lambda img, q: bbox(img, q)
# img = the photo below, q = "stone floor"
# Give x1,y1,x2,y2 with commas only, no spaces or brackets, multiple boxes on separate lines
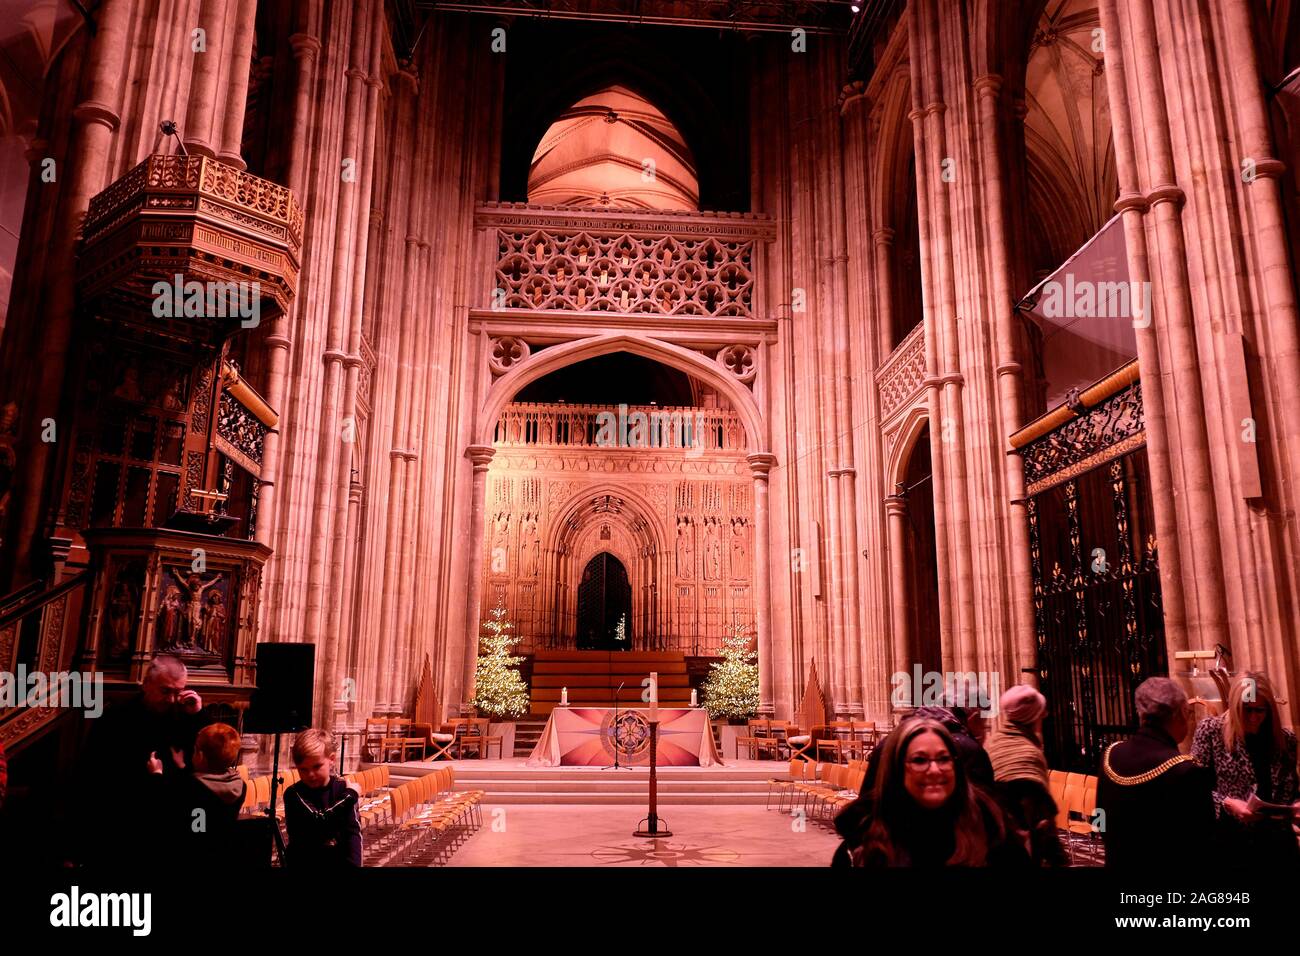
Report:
445,804,841,867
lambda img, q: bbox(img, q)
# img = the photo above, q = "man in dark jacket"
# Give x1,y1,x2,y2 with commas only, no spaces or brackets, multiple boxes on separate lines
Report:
79,654,207,864
1097,676,1214,868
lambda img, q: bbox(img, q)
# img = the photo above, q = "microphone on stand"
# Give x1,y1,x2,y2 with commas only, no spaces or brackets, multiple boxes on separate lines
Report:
608,681,627,770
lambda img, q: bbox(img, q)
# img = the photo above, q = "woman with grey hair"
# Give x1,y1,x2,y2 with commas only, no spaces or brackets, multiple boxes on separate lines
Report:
1097,676,1214,868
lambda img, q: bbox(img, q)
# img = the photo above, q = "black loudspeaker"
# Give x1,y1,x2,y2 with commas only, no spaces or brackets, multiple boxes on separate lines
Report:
244,642,315,734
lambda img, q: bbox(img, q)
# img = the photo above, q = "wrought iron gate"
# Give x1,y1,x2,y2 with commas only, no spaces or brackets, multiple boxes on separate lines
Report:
1019,371,1166,772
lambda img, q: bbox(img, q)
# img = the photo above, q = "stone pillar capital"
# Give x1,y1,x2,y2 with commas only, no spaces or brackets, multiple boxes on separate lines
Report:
838,80,870,116
884,495,909,517
747,452,777,479
289,33,322,59
973,73,1003,97
1145,183,1186,208
72,101,121,131
466,444,496,470
873,226,895,246
1114,191,1148,214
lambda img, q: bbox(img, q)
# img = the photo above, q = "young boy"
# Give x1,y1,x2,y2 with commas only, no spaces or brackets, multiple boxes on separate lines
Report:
282,729,361,867
148,721,246,866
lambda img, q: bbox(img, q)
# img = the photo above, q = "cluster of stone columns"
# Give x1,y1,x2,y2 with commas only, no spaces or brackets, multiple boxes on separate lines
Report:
1097,0,1300,719
249,7,500,729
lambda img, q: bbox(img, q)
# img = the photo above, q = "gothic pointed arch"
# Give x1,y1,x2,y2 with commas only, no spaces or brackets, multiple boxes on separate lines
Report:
479,333,766,451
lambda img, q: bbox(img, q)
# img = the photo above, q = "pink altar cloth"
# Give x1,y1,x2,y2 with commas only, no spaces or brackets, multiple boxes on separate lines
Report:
527,707,722,767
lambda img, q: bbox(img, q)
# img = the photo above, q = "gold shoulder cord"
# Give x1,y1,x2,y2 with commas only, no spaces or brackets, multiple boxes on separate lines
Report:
1101,742,1193,786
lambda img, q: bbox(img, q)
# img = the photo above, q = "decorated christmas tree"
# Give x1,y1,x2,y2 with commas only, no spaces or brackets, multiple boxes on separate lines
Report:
702,623,760,720
472,604,530,718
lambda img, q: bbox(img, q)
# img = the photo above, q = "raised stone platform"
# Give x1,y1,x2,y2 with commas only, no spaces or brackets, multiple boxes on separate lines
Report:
385,757,783,805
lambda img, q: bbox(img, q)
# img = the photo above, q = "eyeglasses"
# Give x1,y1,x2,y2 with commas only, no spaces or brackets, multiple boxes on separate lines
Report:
905,754,954,772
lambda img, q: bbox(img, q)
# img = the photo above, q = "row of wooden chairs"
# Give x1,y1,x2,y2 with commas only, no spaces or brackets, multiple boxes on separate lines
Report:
358,768,485,866
738,720,796,760
1048,769,1099,863
814,722,879,763
365,715,505,762
235,764,392,817
768,759,869,824
740,720,882,762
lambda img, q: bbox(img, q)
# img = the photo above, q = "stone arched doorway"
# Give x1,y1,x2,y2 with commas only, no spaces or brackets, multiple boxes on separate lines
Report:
575,552,633,650
885,415,943,697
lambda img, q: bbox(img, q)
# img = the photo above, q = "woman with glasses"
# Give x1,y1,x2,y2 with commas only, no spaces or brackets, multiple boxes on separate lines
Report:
1191,672,1300,867
843,717,1029,867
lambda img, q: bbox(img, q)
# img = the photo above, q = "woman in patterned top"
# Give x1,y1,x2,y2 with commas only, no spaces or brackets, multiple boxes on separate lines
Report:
1191,672,1300,867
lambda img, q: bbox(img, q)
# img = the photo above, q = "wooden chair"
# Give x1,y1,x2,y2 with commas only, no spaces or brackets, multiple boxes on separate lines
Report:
1063,774,1100,863
753,720,783,761
451,718,484,759
478,719,504,759
817,721,852,763
363,717,389,762
737,719,767,760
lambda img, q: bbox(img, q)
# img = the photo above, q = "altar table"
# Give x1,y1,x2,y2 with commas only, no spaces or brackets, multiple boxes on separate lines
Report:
527,707,722,767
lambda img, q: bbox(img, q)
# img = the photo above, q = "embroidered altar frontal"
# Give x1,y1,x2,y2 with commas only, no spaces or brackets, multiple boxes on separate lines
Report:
528,707,722,767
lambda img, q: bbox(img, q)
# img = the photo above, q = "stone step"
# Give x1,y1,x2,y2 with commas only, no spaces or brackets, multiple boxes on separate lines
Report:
469,791,773,805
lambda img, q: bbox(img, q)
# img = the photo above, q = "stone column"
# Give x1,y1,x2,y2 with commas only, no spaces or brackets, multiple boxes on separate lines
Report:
216,0,258,168
461,444,497,713
972,73,1037,684
885,494,911,694
183,0,233,157
748,452,777,717
10,0,130,582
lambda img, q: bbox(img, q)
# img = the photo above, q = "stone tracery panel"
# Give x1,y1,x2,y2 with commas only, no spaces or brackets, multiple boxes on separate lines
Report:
494,229,755,317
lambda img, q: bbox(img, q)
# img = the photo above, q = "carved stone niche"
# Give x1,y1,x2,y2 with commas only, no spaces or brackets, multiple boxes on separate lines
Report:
76,154,303,353
81,527,270,698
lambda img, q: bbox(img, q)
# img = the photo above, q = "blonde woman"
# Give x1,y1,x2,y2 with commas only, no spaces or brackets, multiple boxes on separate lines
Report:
1191,673,1299,867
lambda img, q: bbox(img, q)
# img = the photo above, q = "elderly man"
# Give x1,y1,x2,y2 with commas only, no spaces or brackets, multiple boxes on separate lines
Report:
1097,676,1214,868
78,655,207,864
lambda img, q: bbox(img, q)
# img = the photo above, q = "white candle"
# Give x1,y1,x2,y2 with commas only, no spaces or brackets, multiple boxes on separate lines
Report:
561,686,568,706
649,672,658,702
691,688,698,708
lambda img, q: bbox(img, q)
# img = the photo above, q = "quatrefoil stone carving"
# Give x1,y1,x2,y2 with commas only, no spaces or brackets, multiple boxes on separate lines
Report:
489,336,530,375
717,344,757,384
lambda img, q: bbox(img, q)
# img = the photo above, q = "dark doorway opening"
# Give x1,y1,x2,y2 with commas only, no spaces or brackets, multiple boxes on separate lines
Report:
904,425,942,676
575,552,632,650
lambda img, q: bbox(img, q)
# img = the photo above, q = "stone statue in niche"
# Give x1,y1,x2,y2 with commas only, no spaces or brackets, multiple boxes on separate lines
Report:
156,584,183,649
492,511,511,558
703,517,722,581
201,589,227,653
675,516,693,579
107,571,140,659
730,518,748,577
521,512,539,577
